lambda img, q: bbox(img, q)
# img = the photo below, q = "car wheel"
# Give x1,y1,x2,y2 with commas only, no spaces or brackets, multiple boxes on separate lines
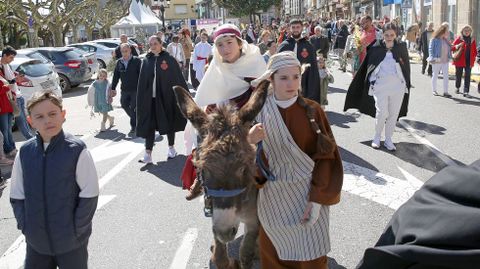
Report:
58,74,71,92
98,59,106,69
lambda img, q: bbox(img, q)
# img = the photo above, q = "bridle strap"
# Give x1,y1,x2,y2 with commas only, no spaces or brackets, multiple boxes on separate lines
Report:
256,141,276,181
204,187,247,198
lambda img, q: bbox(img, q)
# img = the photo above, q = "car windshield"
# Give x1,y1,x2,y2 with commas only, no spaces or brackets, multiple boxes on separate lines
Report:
17,60,52,77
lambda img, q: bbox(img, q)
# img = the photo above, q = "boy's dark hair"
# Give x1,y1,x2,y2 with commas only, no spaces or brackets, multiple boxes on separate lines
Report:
383,22,398,33
27,90,63,115
1,46,17,57
290,19,303,26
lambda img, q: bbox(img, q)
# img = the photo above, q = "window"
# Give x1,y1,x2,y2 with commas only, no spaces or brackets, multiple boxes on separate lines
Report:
175,4,187,14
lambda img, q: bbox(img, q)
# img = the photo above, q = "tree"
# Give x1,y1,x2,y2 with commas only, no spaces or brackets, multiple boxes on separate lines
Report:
216,0,281,21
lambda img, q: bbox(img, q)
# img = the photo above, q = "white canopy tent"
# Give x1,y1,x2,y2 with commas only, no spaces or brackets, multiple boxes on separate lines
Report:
110,0,163,38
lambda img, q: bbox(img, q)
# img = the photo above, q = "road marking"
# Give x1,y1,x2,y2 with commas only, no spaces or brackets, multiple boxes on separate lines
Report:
399,120,457,167
168,228,198,269
342,161,423,210
0,195,116,269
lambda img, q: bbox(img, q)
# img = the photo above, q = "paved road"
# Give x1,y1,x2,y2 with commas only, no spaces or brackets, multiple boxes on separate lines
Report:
0,60,479,269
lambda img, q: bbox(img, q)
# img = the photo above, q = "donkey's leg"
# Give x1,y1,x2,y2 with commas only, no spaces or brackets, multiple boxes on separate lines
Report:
211,238,240,269
239,222,259,269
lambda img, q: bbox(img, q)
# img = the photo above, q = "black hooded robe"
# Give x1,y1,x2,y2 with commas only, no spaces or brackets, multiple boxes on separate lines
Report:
343,40,411,118
356,159,480,269
136,51,188,138
278,37,321,104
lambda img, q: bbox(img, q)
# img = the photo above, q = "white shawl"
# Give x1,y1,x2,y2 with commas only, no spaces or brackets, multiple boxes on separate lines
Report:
194,40,267,107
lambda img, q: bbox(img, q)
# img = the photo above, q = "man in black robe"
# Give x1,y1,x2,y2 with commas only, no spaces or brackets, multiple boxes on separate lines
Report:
136,36,187,163
357,159,480,269
278,19,321,103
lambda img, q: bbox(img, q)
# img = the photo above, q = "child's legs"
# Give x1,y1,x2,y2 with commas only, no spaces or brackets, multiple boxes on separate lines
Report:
25,244,56,269
102,112,108,122
55,244,88,269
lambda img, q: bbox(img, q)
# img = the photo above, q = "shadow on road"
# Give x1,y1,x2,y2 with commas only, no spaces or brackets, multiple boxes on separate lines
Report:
375,141,465,173
140,155,187,188
339,146,379,172
450,96,480,107
400,119,447,135
329,86,348,94
326,111,359,129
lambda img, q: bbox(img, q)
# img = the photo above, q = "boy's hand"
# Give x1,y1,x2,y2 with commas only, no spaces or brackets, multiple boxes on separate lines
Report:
301,201,321,226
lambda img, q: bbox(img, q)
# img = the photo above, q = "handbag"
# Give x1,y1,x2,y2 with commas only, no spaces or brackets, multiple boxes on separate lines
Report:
452,42,464,62
6,90,20,117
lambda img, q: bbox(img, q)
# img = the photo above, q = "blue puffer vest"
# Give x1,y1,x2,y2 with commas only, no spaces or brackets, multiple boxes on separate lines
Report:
20,130,87,255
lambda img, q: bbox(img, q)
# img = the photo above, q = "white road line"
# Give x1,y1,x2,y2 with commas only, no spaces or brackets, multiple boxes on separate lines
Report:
399,120,457,166
342,161,423,210
168,228,199,269
0,195,116,269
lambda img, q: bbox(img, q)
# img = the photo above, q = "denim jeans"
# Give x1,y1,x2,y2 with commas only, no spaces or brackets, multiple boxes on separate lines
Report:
0,113,16,153
16,96,34,139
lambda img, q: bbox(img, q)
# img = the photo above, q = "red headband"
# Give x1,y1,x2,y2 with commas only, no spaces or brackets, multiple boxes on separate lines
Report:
213,28,241,41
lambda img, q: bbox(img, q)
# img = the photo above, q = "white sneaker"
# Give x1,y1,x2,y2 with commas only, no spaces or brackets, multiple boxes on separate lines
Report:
384,140,397,151
139,152,153,164
371,137,381,149
167,147,177,159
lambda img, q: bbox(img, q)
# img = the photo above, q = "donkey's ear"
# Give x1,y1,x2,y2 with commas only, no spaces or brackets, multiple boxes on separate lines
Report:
238,80,269,124
173,86,208,131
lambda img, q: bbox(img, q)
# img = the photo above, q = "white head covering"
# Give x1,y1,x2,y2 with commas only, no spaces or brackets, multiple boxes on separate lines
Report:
194,24,267,107
250,51,301,87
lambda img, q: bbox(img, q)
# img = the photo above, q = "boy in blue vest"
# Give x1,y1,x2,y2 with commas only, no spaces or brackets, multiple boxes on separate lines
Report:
10,91,99,269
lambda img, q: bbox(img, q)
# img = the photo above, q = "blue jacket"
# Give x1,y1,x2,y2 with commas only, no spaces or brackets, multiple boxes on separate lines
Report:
428,38,452,60
10,131,97,255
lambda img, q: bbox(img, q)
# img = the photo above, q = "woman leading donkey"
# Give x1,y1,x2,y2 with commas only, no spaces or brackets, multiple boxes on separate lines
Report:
249,51,344,269
181,24,267,200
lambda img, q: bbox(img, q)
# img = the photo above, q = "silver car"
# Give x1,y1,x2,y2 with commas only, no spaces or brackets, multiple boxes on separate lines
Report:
67,42,115,70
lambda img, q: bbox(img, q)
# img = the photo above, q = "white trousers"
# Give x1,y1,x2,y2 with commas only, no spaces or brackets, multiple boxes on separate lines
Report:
373,75,405,142
431,62,449,94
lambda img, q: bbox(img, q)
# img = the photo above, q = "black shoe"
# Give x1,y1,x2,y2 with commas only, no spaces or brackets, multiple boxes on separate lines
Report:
428,73,432,77
455,88,460,94
443,93,452,98
464,93,472,98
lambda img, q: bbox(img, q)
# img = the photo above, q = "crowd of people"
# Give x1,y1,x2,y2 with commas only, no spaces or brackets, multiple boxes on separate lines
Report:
0,13,479,269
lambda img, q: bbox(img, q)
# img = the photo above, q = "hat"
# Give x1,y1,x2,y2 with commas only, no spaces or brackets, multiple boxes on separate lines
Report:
251,51,301,87
213,24,241,42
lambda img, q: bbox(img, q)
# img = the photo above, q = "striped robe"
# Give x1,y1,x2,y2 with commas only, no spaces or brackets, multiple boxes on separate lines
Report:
256,95,343,267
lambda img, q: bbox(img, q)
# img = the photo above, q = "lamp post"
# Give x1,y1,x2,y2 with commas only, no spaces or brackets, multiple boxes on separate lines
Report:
158,0,171,30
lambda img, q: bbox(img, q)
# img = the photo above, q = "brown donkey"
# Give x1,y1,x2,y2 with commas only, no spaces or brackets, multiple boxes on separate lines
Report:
173,80,270,269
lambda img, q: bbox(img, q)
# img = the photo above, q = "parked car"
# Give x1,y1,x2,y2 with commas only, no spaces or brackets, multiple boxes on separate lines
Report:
9,56,62,102
67,42,115,69
34,47,91,92
91,38,141,55
69,47,98,77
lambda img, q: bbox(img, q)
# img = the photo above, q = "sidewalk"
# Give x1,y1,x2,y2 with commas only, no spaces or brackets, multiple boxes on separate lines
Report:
409,51,480,83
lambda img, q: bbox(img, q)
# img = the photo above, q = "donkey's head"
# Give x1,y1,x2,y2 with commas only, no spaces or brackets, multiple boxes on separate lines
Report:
174,81,269,243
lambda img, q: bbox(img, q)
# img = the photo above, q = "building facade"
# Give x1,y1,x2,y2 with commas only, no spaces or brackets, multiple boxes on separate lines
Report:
150,0,198,25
